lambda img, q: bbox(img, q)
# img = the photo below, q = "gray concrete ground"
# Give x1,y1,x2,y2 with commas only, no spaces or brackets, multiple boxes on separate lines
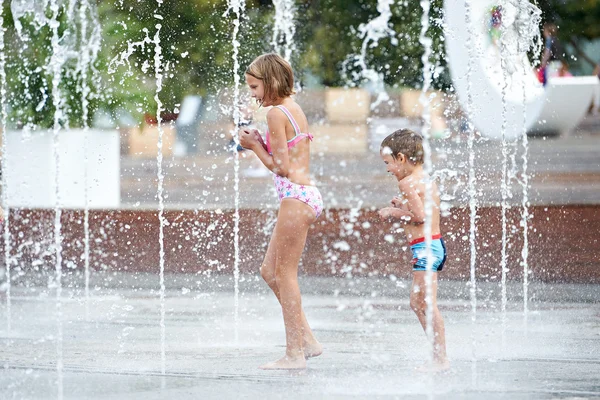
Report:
121,116,600,210
2,274,599,399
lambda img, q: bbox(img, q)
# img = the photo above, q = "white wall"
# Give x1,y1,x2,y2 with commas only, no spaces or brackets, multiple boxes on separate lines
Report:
5,129,120,209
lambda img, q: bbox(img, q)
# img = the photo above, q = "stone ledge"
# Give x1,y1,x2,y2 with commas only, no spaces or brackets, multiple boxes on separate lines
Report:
1,205,598,284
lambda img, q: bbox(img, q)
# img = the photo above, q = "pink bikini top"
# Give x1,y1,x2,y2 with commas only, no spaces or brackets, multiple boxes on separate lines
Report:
266,105,313,154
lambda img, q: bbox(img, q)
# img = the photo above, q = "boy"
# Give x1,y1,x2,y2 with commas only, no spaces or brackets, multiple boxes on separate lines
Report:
378,129,449,371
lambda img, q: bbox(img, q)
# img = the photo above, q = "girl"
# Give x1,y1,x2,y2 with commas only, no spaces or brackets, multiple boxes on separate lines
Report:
238,53,323,370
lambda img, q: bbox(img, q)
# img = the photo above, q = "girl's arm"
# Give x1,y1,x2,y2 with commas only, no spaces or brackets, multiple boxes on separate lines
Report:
250,108,290,177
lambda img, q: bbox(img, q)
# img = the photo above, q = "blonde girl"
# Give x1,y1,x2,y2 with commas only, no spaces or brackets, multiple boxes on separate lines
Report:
238,53,323,370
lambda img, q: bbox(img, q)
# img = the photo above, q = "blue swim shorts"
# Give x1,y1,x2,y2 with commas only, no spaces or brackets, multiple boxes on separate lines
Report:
410,234,447,272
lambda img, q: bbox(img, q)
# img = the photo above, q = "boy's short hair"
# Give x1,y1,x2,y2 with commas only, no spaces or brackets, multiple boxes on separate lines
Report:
380,129,424,164
246,53,295,102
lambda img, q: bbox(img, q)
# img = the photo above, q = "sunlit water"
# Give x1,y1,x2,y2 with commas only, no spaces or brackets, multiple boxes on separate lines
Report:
0,0,10,333
0,1,565,397
271,0,296,62
343,0,397,109
224,0,246,345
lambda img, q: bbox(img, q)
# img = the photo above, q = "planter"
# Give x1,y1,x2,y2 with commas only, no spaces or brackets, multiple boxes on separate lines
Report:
5,129,120,209
128,122,176,158
325,88,370,123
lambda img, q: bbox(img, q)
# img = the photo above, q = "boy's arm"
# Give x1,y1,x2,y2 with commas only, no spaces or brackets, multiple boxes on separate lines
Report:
398,179,425,224
378,207,420,224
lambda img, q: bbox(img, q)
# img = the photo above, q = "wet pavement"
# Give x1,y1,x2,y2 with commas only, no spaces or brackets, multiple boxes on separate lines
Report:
2,274,599,399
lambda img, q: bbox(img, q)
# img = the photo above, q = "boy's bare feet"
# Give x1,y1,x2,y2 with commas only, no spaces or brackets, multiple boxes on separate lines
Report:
303,340,323,359
259,354,307,370
415,360,450,373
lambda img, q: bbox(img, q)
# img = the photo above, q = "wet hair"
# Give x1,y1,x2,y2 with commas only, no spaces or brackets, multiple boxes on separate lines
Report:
380,129,424,164
245,53,295,102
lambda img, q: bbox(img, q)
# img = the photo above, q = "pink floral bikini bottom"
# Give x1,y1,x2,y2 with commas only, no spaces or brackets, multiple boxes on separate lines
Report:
273,175,323,219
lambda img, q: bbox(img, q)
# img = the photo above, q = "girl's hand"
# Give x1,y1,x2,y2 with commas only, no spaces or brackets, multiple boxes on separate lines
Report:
253,129,267,150
238,128,259,150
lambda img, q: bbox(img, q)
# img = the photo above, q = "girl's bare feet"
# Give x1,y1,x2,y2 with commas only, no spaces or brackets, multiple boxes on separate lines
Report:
303,339,323,359
259,354,307,370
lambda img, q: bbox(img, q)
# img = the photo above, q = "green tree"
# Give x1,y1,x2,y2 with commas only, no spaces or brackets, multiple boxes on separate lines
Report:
6,0,597,129
3,3,103,129
100,0,273,118
295,0,448,90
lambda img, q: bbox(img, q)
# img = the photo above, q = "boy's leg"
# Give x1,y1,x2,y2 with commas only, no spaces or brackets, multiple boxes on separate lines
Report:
410,271,448,366
260,229,322,358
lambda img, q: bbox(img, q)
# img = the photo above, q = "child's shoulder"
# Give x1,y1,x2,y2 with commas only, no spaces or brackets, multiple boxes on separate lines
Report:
397,174,419,192
266,106,289,122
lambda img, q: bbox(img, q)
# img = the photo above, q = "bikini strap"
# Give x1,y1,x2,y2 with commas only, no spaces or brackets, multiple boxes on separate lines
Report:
273,105,302,137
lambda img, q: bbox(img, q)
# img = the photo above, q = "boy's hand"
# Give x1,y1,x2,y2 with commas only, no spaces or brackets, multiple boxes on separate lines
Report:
391,196,408,210
379,207,398,221
379,206,414,223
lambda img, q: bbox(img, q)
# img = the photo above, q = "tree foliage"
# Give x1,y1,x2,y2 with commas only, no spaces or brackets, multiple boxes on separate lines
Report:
2,0,598,128
295,0,448,89
537,0,600,40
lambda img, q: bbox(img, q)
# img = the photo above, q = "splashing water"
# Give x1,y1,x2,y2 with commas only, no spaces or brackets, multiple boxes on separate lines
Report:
495,0,543,71
108,28,154,74
499,18,510,349
520,60,530,330
79,0,91,321
76,0,102,321
418,0,436,376
343,0,397,109
0,0,10,332
48,1,65,397
505,0,540,331
7,2,101,349
224,0,246,345
492,0,541,344
461,0,479,382
11,0,49,34
48,0,66,395
271,0,296,61
152,5,167,375
107,2,168,375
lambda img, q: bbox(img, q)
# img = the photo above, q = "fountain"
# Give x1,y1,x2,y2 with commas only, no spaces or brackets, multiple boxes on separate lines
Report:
461,0,479,382
224,0,245,346
0,1,599,398
271,0,296,62
342,0,396,109
0,0,10,333
417,0,436,370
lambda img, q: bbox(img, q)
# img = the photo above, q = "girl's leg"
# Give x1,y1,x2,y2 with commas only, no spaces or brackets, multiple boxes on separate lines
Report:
410,271,449,368
260,232,322,358
259,199,314,370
